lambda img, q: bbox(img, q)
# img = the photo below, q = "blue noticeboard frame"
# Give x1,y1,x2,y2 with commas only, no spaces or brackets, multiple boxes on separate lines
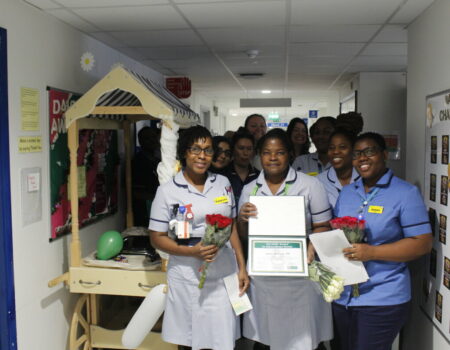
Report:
0,27,17,350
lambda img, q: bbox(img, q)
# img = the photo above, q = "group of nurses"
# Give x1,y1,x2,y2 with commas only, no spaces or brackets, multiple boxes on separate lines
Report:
149,125,248,350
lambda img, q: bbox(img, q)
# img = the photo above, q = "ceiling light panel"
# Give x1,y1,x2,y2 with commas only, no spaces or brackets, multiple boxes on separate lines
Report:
291,0,399,25
55,0,169,7
109,29,203,47
178,1,285,28
47,9,99,32
71,5,188,31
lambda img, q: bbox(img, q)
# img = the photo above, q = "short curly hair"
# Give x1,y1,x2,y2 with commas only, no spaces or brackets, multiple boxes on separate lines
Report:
354,132,386,151
177,125,212,167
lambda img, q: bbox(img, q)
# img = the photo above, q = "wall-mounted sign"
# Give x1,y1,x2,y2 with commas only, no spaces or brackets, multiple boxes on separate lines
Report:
166,77,191,99
309,110,318,118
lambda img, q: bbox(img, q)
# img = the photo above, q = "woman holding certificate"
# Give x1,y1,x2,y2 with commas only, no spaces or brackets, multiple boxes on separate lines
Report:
238,128,333,350
332,132,432,350
149,125,249,350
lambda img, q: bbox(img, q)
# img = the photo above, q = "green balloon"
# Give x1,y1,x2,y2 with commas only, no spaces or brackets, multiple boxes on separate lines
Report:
96,230,123,260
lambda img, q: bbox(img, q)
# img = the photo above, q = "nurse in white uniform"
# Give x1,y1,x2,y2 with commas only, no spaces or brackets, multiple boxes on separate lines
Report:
238,128,333,350
150,125,249,350
318,130,360,208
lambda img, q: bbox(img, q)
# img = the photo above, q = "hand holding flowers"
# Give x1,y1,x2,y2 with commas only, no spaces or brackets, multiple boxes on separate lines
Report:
308,261,345,302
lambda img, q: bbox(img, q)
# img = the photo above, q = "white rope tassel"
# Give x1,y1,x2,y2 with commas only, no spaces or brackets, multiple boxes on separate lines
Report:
157,116,180,185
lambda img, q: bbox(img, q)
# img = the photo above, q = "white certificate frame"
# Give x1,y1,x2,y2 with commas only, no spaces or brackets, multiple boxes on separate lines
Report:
249,195,306,236
248,236,308,277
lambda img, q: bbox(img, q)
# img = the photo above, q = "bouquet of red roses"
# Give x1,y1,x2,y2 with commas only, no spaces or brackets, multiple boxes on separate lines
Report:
198,214,233,289
330,216,366,297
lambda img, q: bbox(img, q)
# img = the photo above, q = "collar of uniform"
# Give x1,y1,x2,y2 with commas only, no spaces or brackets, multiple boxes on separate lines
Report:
311,152,319,162
353,168,393,191
172,170,217,191
228,162,257,177
255,166,297,196
327,167,361,184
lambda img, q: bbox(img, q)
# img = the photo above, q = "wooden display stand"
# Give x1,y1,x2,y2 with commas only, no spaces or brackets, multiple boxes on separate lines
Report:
49,67,198,350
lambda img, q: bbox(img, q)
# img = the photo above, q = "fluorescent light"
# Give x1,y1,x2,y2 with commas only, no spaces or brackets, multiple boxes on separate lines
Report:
261,90,271,94
231,113,238,117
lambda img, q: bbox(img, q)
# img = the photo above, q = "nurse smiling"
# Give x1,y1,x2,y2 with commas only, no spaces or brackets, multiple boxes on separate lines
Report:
332,132,433,350
149,125,248,350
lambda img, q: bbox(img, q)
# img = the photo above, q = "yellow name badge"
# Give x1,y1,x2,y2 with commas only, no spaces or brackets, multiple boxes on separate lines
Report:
214,196,229,204
307,172,319,177
368,205,384,214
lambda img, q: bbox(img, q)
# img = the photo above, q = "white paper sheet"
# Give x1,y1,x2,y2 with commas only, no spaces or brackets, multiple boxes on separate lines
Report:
223,273,253,315
309,229,369,285
249,196,306,236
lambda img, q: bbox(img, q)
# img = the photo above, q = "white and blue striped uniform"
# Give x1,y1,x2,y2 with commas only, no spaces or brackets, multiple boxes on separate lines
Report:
318,166,360,208
149,171,239,350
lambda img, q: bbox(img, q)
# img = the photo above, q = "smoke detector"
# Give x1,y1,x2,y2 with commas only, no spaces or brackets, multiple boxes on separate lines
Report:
246,49,259,59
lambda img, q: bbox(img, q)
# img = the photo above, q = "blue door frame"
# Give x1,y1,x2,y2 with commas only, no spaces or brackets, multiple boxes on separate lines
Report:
0,27,18,350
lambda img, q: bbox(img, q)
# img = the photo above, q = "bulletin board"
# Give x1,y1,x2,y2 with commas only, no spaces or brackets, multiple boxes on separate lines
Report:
49,88,119,240
422,88,450,341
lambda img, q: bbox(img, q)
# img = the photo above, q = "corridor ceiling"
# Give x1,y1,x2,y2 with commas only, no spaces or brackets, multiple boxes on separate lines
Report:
24,0,434,98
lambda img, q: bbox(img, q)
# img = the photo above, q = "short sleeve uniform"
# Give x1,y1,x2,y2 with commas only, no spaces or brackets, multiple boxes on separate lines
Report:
334,169,431,306
292,152,331,176
317,167,360,208
149,171,239,350
239,167,333,350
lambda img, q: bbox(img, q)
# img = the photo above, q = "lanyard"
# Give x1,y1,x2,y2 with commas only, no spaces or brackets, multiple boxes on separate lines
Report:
357,187,380,220
251,182,291,196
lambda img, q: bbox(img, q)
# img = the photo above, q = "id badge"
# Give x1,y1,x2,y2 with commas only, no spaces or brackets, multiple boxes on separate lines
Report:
176,220,190,239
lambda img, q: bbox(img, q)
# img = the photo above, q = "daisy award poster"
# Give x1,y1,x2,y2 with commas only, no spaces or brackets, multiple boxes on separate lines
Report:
422,88,450,341
49,87,119,240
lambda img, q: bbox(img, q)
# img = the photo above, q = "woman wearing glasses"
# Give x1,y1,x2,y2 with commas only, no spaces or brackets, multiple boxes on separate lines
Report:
317,129,360,208
238,128,333,350
332,132,432,350
149,125,249,350
210,136,232,174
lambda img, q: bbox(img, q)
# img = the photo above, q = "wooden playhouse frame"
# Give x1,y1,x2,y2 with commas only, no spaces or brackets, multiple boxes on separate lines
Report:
49,66,198,350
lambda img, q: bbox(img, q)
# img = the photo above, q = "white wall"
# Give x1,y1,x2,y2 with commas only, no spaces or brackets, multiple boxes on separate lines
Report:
357,72,407,179
403,0,450,349
0,1,164,349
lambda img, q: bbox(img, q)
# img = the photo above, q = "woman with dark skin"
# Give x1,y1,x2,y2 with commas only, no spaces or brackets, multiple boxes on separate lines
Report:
238,129,333,350
332,132,432,350
292,116,336,176
287,118,310,159
318,130,360,208
149,126,249,350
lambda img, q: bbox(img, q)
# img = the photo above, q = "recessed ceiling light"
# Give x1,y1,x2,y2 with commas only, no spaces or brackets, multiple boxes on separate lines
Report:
231,113,238,117
261,90,271,94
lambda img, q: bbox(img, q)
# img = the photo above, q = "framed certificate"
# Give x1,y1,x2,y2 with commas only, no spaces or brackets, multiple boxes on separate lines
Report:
248,236,308,277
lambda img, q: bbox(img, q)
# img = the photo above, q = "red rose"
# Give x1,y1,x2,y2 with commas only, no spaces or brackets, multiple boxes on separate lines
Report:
216,216,232,228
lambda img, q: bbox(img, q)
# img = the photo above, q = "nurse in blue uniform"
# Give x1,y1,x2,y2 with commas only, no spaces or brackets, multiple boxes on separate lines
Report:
238,129,333,350
333,132,432,350
318,130,360,208
149,125,249,350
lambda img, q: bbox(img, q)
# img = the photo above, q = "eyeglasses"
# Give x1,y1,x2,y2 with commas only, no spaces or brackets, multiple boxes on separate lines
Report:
352,146,380,159
188,146,214,156
217,149,232,158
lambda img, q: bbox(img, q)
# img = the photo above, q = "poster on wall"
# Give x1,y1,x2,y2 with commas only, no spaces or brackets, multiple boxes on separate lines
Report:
422,88,450,341
49,88,119,240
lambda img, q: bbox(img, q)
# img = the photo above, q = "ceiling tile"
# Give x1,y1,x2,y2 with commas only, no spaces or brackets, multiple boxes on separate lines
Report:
223,56,285,68
46,8,99,32
390,0,435,24
290,25,380,43
362,43,407,56
199,27,285,47
291,0,399,25
71,5,188,31
110,29,203,47
217,45,284,58
135,46,210,60
290,43,364,57
178,1,285,28
89,32,126,48
23,0,61,9
373,24,407,42
351,55,407,66
55,0,168,7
